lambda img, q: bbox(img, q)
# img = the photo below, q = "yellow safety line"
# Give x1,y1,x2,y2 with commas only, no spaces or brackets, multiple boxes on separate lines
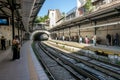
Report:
27,48,38,80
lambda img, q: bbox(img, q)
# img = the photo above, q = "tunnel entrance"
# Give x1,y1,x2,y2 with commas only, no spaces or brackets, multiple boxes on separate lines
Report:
30,30,50,41
34,33,49,41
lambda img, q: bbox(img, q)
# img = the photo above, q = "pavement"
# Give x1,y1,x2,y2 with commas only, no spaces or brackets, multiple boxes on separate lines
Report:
0,40,119,80
0,41,49,80
50,40,120,55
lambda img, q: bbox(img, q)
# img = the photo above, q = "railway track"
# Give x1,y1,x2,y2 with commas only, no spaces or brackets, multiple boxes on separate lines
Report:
34,42,88,80
42,41,120,80
45,41,120,70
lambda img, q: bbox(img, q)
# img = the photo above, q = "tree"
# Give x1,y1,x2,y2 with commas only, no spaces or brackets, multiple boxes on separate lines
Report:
84,0,93,12
34,15,49,23
34,16,41,23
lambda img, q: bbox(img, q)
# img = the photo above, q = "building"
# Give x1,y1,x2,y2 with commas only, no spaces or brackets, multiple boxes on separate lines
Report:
66,7,77,20
33,23,46,30
76,0,120,16
48,9,62,28
76,0,86,17
50,0,120,45
92,0,120,11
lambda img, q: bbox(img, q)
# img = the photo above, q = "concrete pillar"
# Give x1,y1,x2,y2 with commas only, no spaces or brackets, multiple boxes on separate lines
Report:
11,6,15,39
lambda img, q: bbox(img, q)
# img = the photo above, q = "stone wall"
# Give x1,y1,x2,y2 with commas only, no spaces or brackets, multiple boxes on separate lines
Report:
0,25,19,41
56,17,120,45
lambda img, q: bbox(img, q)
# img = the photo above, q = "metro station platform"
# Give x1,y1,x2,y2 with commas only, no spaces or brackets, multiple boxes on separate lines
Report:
0,41,48,80
0,40,119,80
49,40,120,56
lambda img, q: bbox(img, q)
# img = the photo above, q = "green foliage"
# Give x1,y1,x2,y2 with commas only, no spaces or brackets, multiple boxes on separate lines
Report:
34,16,41,23
34,15,49,23
84,0,93,12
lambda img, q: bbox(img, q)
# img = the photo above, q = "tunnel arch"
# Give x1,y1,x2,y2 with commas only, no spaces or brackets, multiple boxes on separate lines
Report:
30,30,51,41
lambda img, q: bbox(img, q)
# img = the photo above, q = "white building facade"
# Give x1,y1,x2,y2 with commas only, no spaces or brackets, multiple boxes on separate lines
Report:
48,9,62,28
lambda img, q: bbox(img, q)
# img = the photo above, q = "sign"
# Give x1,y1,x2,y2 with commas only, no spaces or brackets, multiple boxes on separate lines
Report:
0,17,9,25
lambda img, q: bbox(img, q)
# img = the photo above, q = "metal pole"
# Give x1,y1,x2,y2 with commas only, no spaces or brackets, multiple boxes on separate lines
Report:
63,29,64,41
95,28,97,35
94,21,97,35
63,29,64,36
11,0,15,40
59,30,60,40
69,27,71,41
78,25,81,43
21,24,23,44
57,30,59,39
78,25,80,36
18,20,20,36
11,8,15,39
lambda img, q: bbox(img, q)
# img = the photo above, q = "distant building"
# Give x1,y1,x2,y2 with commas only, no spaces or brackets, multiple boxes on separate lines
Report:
57,0,120,25
33,23,46,30
48,9,62,28
76,0,86,17
76,0,119,16
33,17,50,31
66,7,77,20
91,0,120,11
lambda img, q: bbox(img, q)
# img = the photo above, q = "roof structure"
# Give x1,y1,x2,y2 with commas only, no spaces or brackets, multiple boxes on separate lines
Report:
0,0,45,31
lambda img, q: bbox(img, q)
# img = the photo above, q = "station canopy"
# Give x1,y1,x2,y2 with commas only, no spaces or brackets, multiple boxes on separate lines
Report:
0,0,45,31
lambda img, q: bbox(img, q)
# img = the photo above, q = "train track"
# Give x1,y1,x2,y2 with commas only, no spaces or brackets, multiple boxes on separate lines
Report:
45,41,120,69
32,42,55,80
42,41,120,80
34,42,88,80
34,41,105,80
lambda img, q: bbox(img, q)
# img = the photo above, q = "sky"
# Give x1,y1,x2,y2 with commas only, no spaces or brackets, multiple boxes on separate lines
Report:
37,0,77,17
